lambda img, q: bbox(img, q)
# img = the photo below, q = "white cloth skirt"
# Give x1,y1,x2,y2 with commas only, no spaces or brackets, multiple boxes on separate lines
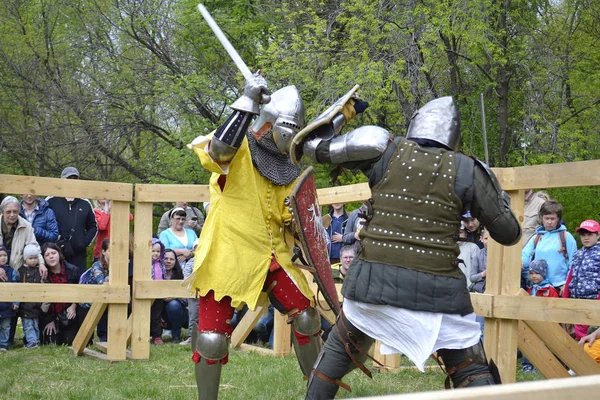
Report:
343,299,481,371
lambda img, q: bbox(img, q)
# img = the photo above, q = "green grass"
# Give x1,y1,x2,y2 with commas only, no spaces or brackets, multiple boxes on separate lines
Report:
0,340,545,400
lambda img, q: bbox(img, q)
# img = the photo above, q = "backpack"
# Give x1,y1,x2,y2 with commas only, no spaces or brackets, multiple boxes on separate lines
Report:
79,267,93,284
532,230,568,262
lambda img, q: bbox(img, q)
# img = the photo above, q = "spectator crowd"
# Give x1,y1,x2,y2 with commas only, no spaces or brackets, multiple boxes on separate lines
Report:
2,171,599,376
0,166,206,350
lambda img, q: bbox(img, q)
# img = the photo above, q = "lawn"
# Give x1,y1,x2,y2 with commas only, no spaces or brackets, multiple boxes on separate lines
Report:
0,339,544,400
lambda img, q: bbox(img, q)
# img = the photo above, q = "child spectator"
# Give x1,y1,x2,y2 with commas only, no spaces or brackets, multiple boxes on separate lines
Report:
526,259,559,298
181,238,199,346
0,245,19,351
521,259,559,373
150,238,166,345
562,220,600,341
19,244,45,348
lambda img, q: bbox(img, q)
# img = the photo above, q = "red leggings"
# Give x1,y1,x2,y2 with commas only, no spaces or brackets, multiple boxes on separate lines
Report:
194,262,313,363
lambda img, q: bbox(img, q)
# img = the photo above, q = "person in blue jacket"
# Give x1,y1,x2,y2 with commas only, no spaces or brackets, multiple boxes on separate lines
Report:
19,194,59,246
522,200,577,294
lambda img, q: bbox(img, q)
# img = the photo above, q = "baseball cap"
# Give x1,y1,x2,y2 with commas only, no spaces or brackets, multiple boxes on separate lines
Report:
61,166,80,179
576,220,600,234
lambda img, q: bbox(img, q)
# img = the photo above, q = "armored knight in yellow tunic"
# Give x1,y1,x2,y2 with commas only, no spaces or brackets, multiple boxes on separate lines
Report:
187,74,321,400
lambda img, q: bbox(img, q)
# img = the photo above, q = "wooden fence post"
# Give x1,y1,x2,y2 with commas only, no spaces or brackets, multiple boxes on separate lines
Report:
106,200,131,361
483,189,525,383
131,193,153,359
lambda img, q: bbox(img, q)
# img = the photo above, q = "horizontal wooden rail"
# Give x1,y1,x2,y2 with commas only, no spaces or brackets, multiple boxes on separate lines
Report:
0,174,133,201
374,374,600,400
471,293,600,325
492,159,600,190
134,280,191,299
135,184,210,203
0,283,130,303
316,182,371,205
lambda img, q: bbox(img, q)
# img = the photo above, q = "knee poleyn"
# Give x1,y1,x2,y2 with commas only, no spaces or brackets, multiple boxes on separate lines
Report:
196,332,229,361
291,307,321,336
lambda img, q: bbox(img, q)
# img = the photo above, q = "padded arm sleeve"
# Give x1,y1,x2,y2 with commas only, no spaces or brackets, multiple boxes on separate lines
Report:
470,163,522,246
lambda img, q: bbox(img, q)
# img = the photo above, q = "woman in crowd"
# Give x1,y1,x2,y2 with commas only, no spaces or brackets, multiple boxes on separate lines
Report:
150,238,166,345
158,208,198,266
39,242,81,345
161,249,188,343
0,196,45,275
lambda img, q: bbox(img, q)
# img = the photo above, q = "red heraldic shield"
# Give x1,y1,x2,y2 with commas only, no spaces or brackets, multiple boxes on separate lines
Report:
290,166,341,316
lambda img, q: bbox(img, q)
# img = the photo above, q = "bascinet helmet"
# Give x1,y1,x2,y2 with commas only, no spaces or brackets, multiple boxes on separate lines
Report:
251,85,305,154
406,96,461,151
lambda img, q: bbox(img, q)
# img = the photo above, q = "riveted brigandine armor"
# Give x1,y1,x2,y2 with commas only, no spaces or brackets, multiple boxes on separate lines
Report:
360,141,463,278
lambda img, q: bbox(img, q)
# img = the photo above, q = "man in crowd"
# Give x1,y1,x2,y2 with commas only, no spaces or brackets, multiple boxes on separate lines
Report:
19,194,59,247
46,167,98,275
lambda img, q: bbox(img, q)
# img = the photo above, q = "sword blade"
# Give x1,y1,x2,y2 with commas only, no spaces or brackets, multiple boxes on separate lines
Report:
197,4,253,80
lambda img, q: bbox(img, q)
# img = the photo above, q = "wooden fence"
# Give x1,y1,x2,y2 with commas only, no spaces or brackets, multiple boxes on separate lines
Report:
1,159,600,390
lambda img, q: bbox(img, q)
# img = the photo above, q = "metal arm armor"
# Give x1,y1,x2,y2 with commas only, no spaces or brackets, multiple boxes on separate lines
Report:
209,110,253,163
470,161,522,246
303,125,390,165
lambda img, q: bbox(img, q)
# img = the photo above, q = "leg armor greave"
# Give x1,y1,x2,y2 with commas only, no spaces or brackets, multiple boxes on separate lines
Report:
194,331,229,400
291,307,322,377
305,311,375,400
437,341,501,388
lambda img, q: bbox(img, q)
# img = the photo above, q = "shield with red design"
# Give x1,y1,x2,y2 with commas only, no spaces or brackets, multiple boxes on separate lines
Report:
290,166,340,316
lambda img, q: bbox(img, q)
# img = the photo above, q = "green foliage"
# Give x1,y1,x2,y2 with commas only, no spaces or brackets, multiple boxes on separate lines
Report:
0,0,599,186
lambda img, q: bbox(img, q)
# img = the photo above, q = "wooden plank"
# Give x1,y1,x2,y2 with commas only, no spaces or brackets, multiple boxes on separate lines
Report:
470,293,493,317
502,190,524,296
106,201,130,361
0,283,129,303
273,310,291,356
492,160,600,190
491,189,524,384
131,201,154,360
490,295,600,325
370,374,600,400
80,347,108,361
237,343,275,356
482,235,504,366
316,182,371,206
135,184,210,203
230,306,265,348
517,320,570,379
72,303,108,356
373,340,401,372
0,174,132,201
134,280,192,299
94,342,133,359
524,319,600,376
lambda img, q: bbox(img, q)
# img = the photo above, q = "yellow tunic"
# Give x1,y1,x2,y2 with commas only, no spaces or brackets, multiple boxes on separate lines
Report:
187,135,314,310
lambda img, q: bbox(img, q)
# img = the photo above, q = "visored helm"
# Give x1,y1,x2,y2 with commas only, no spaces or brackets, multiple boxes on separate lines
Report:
251,85,305,154
406,96,461,151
